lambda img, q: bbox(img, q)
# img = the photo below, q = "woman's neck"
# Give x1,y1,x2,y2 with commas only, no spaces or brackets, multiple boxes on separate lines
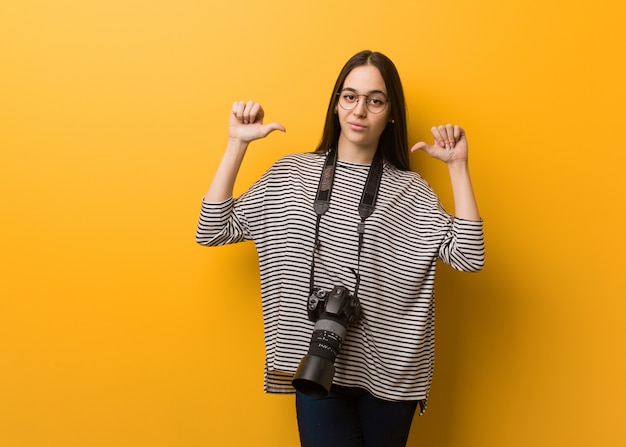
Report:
337,142,377,165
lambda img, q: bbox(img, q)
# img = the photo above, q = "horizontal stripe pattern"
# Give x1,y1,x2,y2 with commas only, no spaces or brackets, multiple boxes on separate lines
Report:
196,152,484,413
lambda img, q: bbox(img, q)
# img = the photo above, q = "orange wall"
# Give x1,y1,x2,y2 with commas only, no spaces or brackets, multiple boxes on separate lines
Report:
1,1,625,446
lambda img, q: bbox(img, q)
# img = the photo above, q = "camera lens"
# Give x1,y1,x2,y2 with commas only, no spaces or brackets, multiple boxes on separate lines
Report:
293,315,348,397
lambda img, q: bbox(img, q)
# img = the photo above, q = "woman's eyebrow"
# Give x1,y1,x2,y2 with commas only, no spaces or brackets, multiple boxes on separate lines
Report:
341,87,388,95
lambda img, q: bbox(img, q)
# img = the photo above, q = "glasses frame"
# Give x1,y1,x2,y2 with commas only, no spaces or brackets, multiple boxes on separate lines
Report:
336,89,390,114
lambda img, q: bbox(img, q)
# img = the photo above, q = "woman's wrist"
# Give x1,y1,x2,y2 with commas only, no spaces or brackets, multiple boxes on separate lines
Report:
226,137,250,153
446,159,470,176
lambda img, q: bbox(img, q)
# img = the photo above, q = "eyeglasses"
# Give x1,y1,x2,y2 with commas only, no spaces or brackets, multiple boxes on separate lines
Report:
336,89,390,114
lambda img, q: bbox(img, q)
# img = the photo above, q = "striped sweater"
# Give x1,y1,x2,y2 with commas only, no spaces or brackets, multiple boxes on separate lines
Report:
196,152,485,412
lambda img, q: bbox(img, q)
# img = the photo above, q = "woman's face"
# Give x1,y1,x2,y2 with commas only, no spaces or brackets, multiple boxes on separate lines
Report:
336,64,391,159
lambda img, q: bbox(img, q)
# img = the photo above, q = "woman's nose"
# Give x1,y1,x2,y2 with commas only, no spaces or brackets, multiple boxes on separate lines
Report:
352,99,367,116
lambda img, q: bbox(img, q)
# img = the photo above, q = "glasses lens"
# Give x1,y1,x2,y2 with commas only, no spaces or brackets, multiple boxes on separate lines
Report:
338,91,358,110
365,93,388,114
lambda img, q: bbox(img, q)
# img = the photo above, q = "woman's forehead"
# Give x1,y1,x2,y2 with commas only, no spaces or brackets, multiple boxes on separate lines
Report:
343,65,387,93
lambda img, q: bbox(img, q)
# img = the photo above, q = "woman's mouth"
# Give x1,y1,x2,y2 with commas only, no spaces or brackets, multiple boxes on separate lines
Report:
348,122,367,131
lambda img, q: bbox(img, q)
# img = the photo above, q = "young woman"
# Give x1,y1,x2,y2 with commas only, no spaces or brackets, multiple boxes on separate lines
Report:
196,50,485,447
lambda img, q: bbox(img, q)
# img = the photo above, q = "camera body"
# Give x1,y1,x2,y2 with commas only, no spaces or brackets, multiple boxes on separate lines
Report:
292,286,361,398
306,286,361,323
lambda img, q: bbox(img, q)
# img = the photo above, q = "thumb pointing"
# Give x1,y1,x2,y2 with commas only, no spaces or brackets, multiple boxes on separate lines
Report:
266,122,286,133
261,122,286,138
410,142,428,153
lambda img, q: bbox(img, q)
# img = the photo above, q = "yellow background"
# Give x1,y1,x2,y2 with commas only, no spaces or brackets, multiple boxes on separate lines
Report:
1,0,624,446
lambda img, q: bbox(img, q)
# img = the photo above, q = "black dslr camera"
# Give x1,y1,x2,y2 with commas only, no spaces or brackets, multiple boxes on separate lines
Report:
292,286,361,398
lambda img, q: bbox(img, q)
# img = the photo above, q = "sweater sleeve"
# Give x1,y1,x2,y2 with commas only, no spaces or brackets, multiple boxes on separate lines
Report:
438,217,485,272
195,198,251,246
196,158,276,246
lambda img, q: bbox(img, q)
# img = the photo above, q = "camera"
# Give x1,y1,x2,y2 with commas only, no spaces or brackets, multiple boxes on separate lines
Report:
292,286,361,398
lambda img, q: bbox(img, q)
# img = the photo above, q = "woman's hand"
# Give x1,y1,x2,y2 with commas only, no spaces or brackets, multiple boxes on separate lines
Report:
412,124,480,220
203,102,285,203
411,124,468,164
229,101,286,144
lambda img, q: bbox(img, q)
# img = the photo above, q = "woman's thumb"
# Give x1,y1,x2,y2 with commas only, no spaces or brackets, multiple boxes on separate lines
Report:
410,142,428,153
265,122,286,134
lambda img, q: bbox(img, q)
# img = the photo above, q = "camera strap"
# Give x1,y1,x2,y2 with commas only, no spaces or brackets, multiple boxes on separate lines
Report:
309,147,384,299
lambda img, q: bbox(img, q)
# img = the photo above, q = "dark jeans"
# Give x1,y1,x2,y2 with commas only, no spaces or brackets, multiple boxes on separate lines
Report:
295,386,418,447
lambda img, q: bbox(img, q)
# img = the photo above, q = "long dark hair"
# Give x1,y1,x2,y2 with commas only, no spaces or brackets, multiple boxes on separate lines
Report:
314,50,410,171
